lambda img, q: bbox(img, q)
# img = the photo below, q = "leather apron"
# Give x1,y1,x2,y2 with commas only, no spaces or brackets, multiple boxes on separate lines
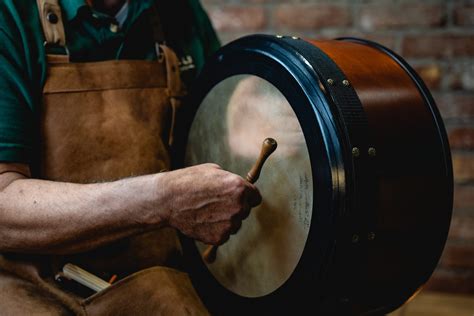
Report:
0,1,208,315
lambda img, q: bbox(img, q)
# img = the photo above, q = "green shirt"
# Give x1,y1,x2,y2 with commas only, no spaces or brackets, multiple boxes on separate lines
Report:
0,0,220,164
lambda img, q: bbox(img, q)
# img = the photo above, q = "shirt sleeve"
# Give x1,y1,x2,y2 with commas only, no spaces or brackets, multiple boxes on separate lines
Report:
0,25,37,164
192,0,221,58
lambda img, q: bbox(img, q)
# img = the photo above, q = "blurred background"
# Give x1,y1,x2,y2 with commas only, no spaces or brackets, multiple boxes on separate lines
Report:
201,0,473,314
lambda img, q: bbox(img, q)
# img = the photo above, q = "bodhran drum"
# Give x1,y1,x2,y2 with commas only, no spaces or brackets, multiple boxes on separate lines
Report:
177,35,453,315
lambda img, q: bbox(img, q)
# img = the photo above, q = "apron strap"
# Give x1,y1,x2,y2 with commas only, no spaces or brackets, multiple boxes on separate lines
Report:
149,2,166,44
37,0,166,59
147,2,186,147
36,0,67,48
148,1,166,59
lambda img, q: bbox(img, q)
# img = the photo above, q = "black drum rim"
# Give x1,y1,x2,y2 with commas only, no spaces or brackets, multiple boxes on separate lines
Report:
178,35,348,315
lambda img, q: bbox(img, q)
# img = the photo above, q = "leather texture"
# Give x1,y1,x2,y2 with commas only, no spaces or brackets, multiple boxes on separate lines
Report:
82,267,208,315
37,0,67,47
40,58,174,183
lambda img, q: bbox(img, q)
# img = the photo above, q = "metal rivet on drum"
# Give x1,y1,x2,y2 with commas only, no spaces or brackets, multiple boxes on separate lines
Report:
352,147,360,158
342,79,350,87
368,147,377,157
318,81,327,94
368,232,376,241
276,35,283,38
46,12,59,24
327,78,335,86
352,234,359,243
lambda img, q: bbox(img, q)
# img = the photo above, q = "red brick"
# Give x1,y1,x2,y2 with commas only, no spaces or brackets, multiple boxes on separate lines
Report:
453,185,474,212
439,244,474,269
449,128,474,150
218,31,251,45
445,62,474,91
274,4,351,30
402,35,474,58
359,4,445,30
448,214,474,241
452,154,474,184
208,6,266,32
414,64,442,90
200,0,218,5
300,29,360,42
453,185,474,211
425,268,474,294
240,0,271,3
461,63,474,91
319,33,397,52
454,5,474,26
359,34,397,52
446,68,465,91
435,93,474,122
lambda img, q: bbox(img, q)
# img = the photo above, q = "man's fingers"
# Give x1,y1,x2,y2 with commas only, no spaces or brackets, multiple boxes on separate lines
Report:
230,219,242,235
246,183,262,207
168,165,264,245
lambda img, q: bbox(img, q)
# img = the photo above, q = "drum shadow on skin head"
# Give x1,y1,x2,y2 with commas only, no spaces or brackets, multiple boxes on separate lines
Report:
227,76,304,160
205,75,313,297
219,198,295,296
186,74,312,298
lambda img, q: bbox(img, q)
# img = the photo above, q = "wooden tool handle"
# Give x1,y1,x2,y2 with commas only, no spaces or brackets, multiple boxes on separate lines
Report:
246,138,278,184
62,263,111,292
202,138,277,264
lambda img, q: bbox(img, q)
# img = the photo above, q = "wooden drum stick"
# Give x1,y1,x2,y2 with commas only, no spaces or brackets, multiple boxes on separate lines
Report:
202,138,278,264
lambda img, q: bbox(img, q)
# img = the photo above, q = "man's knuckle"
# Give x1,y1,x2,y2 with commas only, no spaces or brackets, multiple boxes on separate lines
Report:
229,204,243,217
238,205,247,215
230,210,241,220
215,235,224,245
225,175,238,187
223,221,233,232
233,182,247,198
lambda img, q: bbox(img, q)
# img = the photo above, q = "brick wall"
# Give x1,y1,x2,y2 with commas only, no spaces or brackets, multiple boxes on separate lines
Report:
201,0,474,295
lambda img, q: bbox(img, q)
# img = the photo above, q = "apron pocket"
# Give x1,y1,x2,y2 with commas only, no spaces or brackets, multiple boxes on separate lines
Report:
82,266,209,316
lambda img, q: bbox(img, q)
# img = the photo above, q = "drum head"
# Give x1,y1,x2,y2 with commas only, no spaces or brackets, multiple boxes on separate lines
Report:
185,75,313,298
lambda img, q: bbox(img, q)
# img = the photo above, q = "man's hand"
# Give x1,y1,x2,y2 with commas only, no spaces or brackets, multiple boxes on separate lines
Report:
162,164,262,245
0,162,261,254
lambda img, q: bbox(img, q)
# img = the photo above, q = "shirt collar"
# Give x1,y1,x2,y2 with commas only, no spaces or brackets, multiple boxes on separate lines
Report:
60,0,155,22
60,0,89,21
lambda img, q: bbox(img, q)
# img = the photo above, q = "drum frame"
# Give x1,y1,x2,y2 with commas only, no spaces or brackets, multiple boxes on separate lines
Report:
175,35,453,315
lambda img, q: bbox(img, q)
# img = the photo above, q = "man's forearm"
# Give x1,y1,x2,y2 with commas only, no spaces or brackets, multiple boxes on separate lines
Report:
0,162,261,255
0,173,166,254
